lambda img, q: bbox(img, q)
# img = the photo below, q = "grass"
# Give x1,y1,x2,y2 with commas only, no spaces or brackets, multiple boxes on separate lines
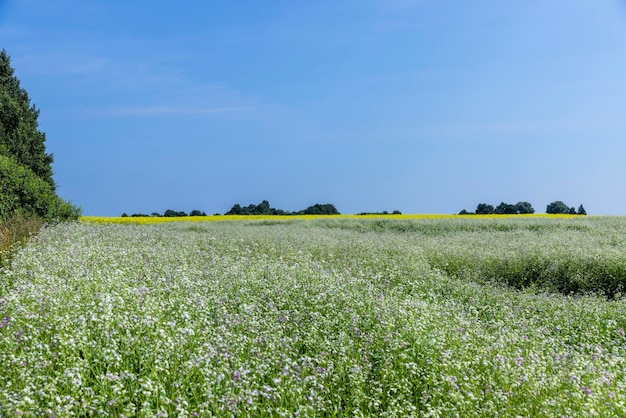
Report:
1,217,625,416
0,215,45,268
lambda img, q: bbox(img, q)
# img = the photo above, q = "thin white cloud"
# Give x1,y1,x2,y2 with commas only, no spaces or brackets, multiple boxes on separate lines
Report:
417,117,626,138
81,105,253,118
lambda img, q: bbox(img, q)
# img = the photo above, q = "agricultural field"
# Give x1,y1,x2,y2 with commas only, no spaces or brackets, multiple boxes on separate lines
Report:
1,216,626,416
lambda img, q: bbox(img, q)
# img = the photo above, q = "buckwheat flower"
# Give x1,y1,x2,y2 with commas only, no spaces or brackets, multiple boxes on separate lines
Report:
0,316,11,328
233,370,241,381
581,386,592,395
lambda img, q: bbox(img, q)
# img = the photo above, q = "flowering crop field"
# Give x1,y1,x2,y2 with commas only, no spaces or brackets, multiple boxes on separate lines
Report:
1,217,626,416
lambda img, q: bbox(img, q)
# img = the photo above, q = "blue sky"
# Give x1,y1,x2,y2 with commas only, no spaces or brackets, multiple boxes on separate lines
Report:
2,0,626,215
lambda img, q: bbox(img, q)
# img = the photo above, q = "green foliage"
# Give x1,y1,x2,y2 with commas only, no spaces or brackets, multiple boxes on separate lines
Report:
0,50,55,188
469,201,534,215
357,210,402,215
226,203,244,215
578,204,587,215
0,50,79,223
299,203,339,215
164,209,187,217
495,202,517,214
475,203,495,214
514,201,535,214
0,155,80,222
225,200,339,215
546,201,571,214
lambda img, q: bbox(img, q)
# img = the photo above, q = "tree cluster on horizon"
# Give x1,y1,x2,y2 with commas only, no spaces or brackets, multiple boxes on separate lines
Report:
357,210,402,215
226,200,340,216
460,201,586,215
121,209,209,218
546,201,586,215
459,201,536,215
120,201,341,217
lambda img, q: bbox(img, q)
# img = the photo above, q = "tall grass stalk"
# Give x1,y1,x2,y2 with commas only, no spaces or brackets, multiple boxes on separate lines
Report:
0,215,44,267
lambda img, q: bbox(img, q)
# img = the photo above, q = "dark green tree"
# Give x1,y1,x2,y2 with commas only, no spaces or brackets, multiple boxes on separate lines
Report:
164,209,187,217
475,203,495,214
495,202,517,215
577,204,587,215
226,203,244,215
301,203,339,215
514,201,535,214
568,207,577,215
0,155,79,221
190,209,207,216
0,50,55,188
546,201,570,214
256,200,271,215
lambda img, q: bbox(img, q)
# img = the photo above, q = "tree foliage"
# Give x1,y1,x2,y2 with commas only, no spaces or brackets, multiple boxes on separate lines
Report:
299,203,339,215
462,201,535,215
495,202,517,215
0,155,80,221
164,209,188,217
0,50,55,188
225,200,340,216
0,50,80,221
514,201,535,214
475,203,495,215
546,201,571,215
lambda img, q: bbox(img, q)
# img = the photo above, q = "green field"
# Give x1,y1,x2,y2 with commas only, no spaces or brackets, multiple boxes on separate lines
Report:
1,217,626,416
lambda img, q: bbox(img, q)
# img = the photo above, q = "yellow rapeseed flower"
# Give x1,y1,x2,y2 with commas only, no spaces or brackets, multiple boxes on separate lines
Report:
80,213,576,224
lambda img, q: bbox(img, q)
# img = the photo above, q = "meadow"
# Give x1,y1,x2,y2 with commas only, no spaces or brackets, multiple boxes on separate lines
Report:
1,216,626,416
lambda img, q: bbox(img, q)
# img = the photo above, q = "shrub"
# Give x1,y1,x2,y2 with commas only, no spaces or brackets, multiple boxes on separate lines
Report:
0,155,80,222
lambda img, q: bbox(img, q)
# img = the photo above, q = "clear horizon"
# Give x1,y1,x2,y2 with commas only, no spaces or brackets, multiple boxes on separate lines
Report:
2,1,626,216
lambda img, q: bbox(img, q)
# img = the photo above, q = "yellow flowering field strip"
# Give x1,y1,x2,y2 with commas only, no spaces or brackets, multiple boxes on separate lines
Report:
81,213,576,224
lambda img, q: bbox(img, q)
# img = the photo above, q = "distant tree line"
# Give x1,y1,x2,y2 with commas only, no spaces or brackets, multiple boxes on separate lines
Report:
546,201,586,215
121,201,340,217
459,201,535,215
225,200,340,216
121,209,208,217
357,210,402,215
459,201,586,215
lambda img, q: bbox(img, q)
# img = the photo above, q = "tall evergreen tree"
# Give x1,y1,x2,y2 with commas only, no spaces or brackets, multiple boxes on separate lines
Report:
0,49,55,188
